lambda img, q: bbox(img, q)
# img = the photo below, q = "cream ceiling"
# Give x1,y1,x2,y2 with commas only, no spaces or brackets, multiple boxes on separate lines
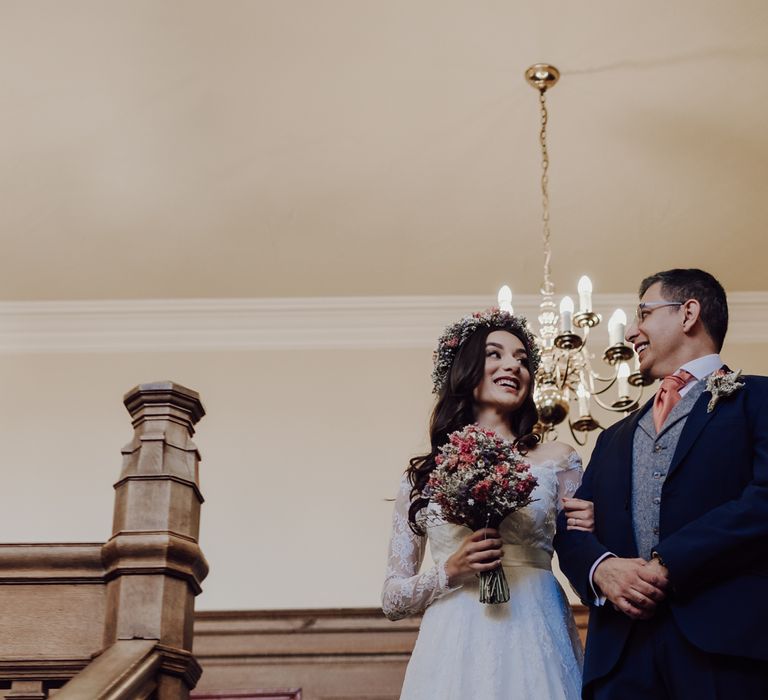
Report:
1,1,767,301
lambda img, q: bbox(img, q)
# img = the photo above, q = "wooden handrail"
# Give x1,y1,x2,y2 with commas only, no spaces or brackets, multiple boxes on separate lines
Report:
55,640,160,700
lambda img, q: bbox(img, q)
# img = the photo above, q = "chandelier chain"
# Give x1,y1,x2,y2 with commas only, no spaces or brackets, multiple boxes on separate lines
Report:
539,90,554,297
516,63,646,439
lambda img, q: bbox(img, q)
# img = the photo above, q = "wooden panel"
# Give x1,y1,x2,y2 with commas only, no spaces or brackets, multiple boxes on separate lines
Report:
191,692,301,699
193,609,415,700
0,584,105,657
0,544,106,659
193,607,588,700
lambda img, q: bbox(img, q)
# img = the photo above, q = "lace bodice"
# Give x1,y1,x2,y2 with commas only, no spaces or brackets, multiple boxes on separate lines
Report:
382,451,582,620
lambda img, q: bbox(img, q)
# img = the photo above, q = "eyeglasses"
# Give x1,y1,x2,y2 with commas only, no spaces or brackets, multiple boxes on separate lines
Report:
635,301,683,323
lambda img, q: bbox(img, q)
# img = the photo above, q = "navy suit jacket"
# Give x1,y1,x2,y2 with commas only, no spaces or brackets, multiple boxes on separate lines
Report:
554,373,768,687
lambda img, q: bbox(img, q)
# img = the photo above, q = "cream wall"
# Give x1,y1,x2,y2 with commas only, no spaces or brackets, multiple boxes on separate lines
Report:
2,346,435,610
2,328,766,610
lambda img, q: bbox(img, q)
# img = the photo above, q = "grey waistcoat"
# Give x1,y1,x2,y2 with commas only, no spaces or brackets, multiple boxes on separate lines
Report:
631,379,706,559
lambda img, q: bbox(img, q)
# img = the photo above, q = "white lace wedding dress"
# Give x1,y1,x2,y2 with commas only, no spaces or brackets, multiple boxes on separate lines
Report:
382,452,584,699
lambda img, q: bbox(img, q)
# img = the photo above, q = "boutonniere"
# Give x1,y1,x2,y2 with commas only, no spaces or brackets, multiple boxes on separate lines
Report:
705,369,745,412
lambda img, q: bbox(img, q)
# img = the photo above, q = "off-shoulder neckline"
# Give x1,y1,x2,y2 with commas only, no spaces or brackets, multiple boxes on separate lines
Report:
525,451,582,471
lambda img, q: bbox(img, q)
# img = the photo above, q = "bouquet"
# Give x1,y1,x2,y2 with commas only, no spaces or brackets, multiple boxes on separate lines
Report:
426,424,538,604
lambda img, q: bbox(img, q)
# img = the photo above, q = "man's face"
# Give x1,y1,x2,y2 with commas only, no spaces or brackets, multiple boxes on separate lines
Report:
625,282,686,380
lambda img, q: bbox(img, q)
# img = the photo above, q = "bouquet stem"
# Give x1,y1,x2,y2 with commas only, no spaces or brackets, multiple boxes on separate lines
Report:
479,566,509,604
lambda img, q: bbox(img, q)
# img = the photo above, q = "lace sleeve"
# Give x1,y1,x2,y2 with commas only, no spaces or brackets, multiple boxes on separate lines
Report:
381,475,457,621
555,451,584,514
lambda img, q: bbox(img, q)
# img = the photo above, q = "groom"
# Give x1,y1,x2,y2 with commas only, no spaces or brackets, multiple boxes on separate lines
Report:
554,268,768,699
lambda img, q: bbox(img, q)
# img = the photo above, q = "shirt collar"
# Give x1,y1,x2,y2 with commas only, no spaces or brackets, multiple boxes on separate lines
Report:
679,354,723,381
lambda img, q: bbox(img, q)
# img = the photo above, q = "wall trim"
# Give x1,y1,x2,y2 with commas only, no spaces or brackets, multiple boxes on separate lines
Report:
0,293,765,353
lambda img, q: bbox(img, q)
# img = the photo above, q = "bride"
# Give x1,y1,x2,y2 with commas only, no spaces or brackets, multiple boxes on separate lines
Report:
382,309,593,699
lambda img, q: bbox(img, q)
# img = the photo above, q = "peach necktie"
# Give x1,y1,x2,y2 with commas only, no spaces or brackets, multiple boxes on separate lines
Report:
652,369,694,433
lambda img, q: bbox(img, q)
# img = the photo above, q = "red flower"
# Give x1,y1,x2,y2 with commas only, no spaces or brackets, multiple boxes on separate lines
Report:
472,479,492,503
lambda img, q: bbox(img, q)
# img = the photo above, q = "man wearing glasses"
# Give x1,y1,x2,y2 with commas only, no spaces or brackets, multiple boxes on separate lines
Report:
555,268,768,699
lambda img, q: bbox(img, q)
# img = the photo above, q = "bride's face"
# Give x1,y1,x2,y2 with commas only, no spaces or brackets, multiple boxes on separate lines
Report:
472,330,531,414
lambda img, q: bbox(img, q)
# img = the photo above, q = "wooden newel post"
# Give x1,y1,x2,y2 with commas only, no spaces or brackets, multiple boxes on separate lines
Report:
102,381,209,697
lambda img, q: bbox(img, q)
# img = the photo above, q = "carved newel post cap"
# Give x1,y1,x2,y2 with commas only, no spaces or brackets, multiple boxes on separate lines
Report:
107,381,208,655
123,381,206,429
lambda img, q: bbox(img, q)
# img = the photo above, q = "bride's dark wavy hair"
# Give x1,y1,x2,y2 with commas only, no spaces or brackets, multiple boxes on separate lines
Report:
406,325,539,534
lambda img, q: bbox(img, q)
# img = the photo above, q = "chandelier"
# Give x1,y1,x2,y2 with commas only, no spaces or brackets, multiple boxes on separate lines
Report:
498,64,652,443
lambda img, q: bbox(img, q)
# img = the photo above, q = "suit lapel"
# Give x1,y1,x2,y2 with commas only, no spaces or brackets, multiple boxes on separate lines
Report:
615,397,652,508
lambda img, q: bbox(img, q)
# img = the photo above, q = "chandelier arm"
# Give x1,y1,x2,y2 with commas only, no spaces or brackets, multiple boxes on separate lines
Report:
590,390,642,413
586,370,622,388
568,425,588,446
567,422,602,446
537,424,557,443
590,393,622,412
589,379,621,398
559,355,573,391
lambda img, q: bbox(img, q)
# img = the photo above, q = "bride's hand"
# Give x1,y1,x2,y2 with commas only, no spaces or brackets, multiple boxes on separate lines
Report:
444,528,503,585
562,498,594,532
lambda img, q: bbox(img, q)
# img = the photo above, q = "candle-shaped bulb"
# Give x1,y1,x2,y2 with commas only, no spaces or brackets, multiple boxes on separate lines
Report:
559,296,574,332
617,362,630,397
577,275,593,313
576,382,590,417
608,308,627,345
497,285,514,313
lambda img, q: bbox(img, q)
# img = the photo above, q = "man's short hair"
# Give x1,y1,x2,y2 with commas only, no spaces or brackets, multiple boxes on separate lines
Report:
639,268,728,351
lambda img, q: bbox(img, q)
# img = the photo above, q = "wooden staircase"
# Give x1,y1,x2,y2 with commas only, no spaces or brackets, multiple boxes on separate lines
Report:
0,382,208,700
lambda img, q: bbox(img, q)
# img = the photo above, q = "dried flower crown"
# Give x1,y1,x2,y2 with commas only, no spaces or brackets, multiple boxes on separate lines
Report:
431,308,540,394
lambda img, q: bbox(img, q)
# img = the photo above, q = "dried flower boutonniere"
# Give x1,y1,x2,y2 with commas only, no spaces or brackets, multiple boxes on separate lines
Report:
705,369,745,412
